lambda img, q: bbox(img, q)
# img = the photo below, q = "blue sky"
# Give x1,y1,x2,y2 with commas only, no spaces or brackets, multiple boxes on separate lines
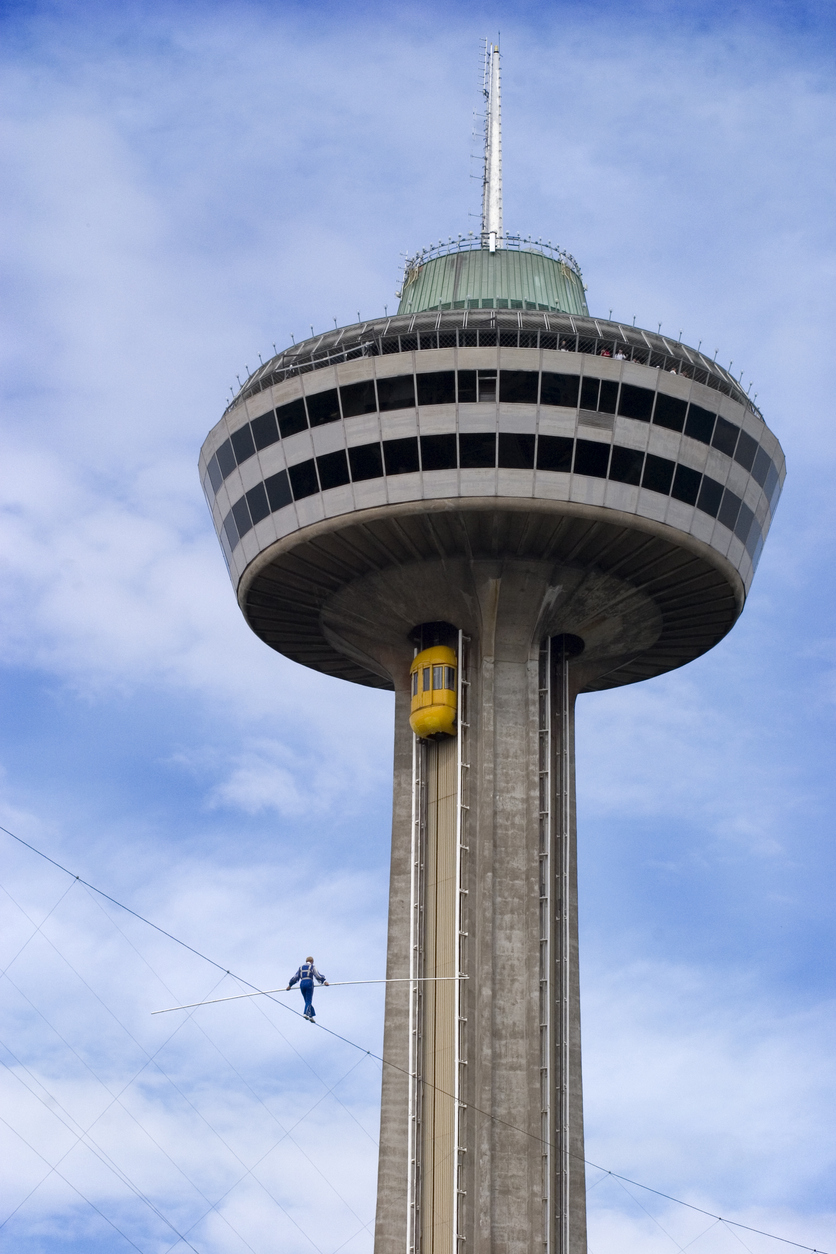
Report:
1,1,834,1252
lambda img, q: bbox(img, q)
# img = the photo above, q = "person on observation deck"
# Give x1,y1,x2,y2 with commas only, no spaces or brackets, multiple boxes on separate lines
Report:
287,957,328,1020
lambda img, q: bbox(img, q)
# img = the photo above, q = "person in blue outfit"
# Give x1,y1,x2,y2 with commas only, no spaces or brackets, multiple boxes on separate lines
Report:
287,956,328,1020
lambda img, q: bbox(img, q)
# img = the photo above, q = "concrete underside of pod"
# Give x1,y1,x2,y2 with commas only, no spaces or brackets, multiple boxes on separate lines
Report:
239,497,743,693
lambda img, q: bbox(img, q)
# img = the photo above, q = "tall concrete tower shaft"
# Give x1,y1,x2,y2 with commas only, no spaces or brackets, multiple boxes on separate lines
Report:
200,53,784,1254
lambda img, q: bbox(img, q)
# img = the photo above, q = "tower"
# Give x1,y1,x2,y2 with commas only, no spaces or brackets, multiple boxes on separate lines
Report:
199,43,784,1254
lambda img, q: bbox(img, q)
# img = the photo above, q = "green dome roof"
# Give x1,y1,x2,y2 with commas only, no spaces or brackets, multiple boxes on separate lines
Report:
397,242,589,317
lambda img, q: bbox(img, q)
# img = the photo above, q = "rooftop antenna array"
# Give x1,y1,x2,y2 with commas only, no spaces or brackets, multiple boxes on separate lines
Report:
482,39,503,251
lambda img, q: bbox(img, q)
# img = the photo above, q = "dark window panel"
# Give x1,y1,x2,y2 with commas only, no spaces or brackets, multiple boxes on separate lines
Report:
251,410,280,451
265,469,292,512
653,393,687,431
735,501,755,543
478,329,497,346
734,430,758,472
289,459,319,499
457,370,477,403
537,435,574,473
222,510,239,549
712,416,739,457
580,377,599,410
459,330,477,347
383,437,420,475
609,445,644,485
419,331,438,350
460,432,497,468
499,371,538,404
306,388,341,427
745,516,762,559
618,383,654,422
246,482,270,525
207,454,223,493
377,375,416,412
499,331,518,347
340,380,377,418
276,398,308,438
718,488,742,530
764,462,779,502
477,371,497,402
400,335,417,351
685,404,716,445
417,371,456,406
671,463,701,505
642,453,675,495
498,433,535,469
420,433,457,471
231,495,253,537
752,447,771,487
349,442,384,481
317,449,350,490
216,438,236,479
574,439,610,478
230,424,256,464
697,476,724,517
599,380,618,414
541,372,580,409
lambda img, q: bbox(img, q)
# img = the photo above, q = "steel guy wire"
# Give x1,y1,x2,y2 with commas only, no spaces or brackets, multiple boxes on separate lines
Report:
0,877,77,978
0,884,325,1254
84,885,372,1229
2,823,831,1254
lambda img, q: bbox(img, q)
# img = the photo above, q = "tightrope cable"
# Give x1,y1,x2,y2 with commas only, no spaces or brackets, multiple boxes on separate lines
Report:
3,823,830,1254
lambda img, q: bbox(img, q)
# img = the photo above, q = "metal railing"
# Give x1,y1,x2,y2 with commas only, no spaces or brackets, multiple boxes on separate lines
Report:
226,311,763,423
398,234,583,295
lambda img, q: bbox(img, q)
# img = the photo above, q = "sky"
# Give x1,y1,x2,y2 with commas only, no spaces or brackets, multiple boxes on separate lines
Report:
0,1,834,1252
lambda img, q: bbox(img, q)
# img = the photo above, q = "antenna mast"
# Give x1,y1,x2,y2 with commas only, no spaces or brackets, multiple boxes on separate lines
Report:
482,41,502,251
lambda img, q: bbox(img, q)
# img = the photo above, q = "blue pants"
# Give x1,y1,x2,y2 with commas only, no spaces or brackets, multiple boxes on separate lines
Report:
299,979,315,1017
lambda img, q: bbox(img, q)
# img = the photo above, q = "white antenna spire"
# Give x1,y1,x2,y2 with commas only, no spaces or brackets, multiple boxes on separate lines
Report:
482,41,502,251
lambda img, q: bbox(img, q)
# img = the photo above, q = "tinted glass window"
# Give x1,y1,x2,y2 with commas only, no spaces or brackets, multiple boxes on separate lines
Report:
653,393,687,431
498,433,535,469
216,438,236,478
642,454,675,495
580,377,599,410
223,511,239,549
340,380,377,418
764,462,779,503
432,664,444,689
718,488,742,530
671,464,701,505
445,666,456,690
746,521,762,560
712,417,739,457
460,432,496,468
231,495,253,537
306,389,341,427
457,370,477,403
574,439,610,478
207,454,223,493
752,447,771,487
378,375,415,412
599,380,618,414
276,398,308,438
246,482,270,525
420,434,457,470
618,384,654,422
230,424,256,465
265,469,292,512
317,449,350,490
537,435,574,472
251,410,280,451
289,459,319,499
349,442,384,481
697,476,723,517
417,371,456,406
383,437,420,475
609,446,644,485
541,372,579,409
685,404,715,444
477,372,497,402
735,501,755,543
734,430,758,472
499,371,538,404
422,667,430,691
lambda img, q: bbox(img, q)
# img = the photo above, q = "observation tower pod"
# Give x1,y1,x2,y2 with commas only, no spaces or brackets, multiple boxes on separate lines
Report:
199,42,784,1254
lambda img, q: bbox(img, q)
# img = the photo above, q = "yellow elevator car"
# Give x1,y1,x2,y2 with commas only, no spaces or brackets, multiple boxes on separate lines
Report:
409,645,458,737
